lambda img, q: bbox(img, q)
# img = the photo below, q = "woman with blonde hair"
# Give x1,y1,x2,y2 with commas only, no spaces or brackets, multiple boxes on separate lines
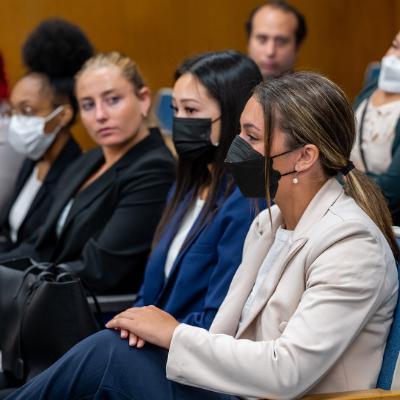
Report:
7,72,398,400
0,52,175,294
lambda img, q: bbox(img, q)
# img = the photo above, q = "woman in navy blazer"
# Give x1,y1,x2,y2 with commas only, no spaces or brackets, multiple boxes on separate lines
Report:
131,51,264,332
135,183,257,329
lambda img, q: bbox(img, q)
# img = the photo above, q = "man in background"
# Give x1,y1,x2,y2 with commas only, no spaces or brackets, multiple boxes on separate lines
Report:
246,0,307,79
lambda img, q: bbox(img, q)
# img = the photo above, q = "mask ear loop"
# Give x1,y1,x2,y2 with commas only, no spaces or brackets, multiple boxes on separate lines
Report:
211,115,222,147
44,105,66,136
44,105,64,122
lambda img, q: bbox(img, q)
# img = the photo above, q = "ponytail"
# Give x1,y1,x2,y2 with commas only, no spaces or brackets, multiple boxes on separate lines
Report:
252,72,400,260
344,169,400,259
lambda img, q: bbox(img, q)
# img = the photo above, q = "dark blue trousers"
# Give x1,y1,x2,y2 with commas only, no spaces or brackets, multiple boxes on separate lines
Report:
6,329,238,400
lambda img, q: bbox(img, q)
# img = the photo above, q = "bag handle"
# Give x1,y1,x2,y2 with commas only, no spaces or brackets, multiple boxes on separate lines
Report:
56,263,102,317
13,262,54,299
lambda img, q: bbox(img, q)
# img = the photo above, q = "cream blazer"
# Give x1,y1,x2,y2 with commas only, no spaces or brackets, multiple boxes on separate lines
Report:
167,178,398,400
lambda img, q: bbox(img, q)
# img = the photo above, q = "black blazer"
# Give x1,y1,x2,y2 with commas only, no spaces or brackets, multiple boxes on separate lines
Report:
2,128,176,294
0,137,81,249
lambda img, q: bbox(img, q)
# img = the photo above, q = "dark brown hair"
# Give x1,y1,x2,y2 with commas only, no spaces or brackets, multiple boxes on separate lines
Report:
253,71,399,258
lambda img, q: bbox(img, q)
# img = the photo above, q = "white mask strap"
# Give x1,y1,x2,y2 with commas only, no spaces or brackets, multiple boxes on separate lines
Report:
45,105,64,122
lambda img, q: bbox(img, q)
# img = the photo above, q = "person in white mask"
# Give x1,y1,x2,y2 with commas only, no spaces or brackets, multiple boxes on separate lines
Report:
0,19,93,251
8,105,65,161
351,29,400,225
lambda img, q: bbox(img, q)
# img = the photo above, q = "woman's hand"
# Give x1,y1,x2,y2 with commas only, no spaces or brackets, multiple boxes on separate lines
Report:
106,305,179,349
119,328,146,348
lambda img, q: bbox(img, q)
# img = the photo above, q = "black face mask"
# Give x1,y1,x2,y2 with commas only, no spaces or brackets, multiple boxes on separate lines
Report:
224,135,297,198
172,117,220,162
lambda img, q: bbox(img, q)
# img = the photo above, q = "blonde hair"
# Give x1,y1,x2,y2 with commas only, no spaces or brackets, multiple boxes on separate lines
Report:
253,72,399,259
75,51,145,92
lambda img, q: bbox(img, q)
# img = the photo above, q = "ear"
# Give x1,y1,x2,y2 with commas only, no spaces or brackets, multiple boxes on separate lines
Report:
137,86,152,118
294,144,319,172
58,104,74,128
44,104,74,134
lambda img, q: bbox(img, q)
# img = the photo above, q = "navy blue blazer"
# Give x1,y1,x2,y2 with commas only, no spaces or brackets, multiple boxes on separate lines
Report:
135,185,263,329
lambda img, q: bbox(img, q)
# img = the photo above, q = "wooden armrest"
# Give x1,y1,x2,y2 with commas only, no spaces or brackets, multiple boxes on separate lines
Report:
300,389,400,399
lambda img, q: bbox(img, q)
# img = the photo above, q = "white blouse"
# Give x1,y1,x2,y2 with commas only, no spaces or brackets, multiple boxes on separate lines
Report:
8,166,42,242
164,198,205,279
352,98,400,174
238,226,293,330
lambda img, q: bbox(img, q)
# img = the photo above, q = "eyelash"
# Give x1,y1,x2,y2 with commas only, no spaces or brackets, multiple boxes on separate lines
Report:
10,108,34,116
170,105,198,114
80,95,121,112
244,132,258,142
106,96,121,105
81,102,94,111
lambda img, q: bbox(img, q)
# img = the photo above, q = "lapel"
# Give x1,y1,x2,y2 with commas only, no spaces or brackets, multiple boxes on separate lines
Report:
60,163,115,232
155,194,194,266
235,236,307,337
0,160,33,226
210,210,282,335
23,138,81,226
14,160,34,195
155,184,227,304
40,150,103,238
235,178,344,338
58,130,162,237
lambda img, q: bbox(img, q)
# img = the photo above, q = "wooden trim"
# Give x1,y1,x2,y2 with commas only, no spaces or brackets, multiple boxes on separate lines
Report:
300,389,400,399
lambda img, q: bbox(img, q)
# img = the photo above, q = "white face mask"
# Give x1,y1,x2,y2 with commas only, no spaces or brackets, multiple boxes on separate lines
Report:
378,55,400,93
8,106,64,160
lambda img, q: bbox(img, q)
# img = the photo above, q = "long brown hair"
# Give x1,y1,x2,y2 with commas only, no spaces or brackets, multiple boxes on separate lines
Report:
253,71,399,259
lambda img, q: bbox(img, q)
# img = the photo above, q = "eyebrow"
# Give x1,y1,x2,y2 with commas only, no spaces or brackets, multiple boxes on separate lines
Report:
242,122,261,131
101,89,119,97
79,89,119,101
16,100,30,106
255,33,290,40
172,97,201,104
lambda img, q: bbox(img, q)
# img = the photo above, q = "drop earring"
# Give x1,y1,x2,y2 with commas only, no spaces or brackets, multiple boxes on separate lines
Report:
292,173,299,184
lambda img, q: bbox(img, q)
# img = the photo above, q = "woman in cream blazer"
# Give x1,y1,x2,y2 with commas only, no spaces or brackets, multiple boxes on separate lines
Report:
6,72,399,400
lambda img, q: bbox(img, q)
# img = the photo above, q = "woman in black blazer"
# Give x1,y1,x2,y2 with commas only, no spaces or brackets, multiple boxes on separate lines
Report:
0,19,92,250
0,52,176,295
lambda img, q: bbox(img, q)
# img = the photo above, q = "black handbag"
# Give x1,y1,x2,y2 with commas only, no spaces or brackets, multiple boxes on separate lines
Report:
0,259,99,381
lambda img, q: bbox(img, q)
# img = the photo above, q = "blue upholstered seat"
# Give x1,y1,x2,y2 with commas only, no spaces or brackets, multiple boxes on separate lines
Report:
154,88,173,135
377,238,400,390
